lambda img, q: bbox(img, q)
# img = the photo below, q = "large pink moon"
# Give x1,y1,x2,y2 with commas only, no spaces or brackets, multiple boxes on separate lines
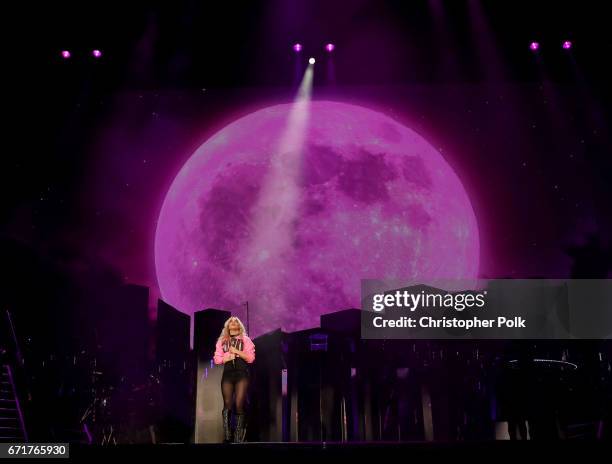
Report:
154,101,479,336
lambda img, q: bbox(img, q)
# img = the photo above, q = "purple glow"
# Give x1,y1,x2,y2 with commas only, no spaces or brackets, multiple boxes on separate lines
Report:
92,49,102,58
293,43,302,52
154,101,480,336
562,40,572,50
325,43,335,53
529,41,540,51
60,50,71,59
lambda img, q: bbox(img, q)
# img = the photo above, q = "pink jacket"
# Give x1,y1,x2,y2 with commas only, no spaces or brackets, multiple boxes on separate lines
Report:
213,335,256,365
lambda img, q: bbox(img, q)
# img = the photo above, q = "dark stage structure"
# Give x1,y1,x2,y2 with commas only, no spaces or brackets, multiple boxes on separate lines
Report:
248,311,612,442
2,296,611,444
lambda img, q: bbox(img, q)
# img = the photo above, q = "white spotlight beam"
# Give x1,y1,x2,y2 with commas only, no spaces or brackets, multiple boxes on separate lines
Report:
237,63,314,319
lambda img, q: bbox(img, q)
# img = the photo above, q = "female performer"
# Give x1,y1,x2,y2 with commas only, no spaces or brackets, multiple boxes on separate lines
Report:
213,316,255,443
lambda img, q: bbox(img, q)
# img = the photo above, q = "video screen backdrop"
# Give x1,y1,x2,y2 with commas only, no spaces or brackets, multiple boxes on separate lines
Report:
3,82,610,339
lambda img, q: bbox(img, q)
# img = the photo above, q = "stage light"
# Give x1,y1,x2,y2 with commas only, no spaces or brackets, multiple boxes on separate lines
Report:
60,50,71,59
562,40,572,50
325,43,335,53
308,57,315,65
293,43,302,52
92,49,103,58
529,41,540,51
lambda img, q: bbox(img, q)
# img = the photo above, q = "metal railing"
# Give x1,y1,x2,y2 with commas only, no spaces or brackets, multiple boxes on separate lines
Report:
1,309,29,441
5,364,28,441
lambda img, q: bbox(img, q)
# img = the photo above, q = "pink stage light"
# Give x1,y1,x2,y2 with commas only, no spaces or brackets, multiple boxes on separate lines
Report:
562,40,572,50
293,43,303,53
60,50,71,59
92,49,102,58
325,43,335,53
529,41,540,51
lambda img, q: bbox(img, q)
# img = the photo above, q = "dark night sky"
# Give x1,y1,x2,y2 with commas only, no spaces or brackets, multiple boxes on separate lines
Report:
3,0,612,311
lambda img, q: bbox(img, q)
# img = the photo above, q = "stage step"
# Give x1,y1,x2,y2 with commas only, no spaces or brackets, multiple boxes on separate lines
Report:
0,365,26,443
0,417,18,424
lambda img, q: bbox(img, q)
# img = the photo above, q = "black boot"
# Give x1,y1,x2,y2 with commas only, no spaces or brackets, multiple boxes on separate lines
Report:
233,413,246,443
222,408,232,443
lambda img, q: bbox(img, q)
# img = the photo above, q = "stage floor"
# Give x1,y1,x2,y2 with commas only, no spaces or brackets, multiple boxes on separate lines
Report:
67,441,611,460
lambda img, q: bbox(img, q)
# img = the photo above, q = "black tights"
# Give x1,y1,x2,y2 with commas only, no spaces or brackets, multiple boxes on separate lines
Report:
221,377,249,414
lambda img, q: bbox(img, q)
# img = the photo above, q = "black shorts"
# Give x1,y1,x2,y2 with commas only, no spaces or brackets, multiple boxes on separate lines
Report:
221,368,249,384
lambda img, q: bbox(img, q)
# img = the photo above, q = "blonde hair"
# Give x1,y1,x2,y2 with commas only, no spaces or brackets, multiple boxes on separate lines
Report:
217,316,247,343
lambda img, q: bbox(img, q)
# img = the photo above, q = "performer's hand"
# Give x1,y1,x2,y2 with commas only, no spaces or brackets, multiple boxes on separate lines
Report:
224,353,236,362
229,346,239,354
